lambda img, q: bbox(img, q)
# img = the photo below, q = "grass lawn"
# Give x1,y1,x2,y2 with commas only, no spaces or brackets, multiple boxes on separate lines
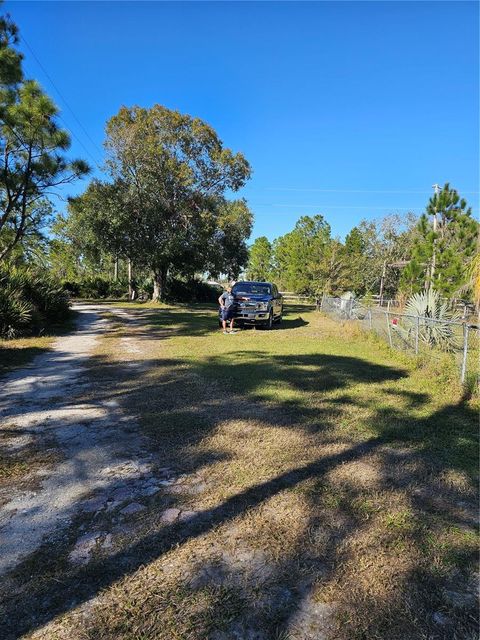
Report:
4,303,478,640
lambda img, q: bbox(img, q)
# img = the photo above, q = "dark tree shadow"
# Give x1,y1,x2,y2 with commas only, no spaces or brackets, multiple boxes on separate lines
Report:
0,306,477,640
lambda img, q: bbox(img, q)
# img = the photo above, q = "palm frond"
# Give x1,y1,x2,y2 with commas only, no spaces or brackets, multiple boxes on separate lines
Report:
404,289,460,351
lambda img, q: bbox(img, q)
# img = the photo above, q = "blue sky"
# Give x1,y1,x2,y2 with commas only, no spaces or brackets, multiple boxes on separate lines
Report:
7,0,479,241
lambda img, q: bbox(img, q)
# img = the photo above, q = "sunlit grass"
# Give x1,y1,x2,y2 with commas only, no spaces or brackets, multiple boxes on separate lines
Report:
4,303,477,640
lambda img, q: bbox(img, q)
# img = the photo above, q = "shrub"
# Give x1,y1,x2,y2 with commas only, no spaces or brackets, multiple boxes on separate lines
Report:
60,275,220,303
62,281,81,297
24,273,70,325
0,266,70,339
0,287,33,339
165,278,222,303
63,277,129,299
404,289,461,351
77,277,113,299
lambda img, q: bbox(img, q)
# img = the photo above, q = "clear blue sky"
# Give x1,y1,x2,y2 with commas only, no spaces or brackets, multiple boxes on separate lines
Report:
7,0,479,241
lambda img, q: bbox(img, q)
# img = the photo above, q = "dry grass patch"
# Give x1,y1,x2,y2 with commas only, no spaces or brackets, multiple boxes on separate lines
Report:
5,304,477,640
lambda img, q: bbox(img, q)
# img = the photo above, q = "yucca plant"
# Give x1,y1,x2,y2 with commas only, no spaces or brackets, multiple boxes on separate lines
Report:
404,289,461,351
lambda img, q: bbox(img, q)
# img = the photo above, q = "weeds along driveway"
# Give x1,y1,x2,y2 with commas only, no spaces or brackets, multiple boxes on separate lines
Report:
0,303,478,640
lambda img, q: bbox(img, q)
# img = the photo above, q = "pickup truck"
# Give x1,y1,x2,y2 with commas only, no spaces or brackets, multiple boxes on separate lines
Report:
218,281,283,329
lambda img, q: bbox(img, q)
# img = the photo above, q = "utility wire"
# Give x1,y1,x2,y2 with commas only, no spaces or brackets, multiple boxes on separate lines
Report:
252,204,424,210
23,62,103,171
21,36,104,170
266,188,479,194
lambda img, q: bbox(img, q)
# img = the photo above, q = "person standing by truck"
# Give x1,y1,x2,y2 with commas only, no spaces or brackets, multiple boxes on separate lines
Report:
218,283,236,334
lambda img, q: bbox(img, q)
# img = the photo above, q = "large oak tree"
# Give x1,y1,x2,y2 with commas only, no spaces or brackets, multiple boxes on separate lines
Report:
100,105,252,300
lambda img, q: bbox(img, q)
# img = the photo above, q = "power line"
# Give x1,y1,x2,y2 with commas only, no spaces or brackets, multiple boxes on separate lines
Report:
251,204,424,210
265,187,480,194
23,63,103,171
21,36,104,169
23,65,103,171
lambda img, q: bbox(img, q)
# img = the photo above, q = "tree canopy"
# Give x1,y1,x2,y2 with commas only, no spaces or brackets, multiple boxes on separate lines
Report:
400,184,478,297
273,215,332,294
247,236,273,281
64,105,252,299
246,188,476,303
0,7,89,262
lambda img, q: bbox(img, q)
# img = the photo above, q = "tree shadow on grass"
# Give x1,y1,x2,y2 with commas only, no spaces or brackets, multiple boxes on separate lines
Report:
100,303,314,339
238,315,309,330
2,400,477,639
0,318,477,639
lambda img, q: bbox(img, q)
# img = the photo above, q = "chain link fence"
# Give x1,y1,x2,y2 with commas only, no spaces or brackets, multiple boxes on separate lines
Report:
318,296,479,385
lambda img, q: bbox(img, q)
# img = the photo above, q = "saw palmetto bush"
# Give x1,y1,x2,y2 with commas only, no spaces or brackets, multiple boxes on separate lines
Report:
404,289,461,351
0,266,70,338
23,271,70,323
0,279,33,339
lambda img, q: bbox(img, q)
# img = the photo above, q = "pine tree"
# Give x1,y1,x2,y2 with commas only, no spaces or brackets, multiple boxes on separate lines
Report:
401,184,478,297
343,227,368,294
272,215,331,293
0,7,89,261
247,236,273,281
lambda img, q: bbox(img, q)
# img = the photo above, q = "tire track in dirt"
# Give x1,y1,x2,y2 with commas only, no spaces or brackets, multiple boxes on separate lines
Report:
0,304,155,576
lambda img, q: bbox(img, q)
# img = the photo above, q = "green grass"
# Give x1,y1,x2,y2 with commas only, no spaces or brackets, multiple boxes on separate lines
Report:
4,303,478,640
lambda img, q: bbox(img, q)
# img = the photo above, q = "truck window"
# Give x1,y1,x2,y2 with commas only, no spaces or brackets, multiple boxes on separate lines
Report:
233,283,272,296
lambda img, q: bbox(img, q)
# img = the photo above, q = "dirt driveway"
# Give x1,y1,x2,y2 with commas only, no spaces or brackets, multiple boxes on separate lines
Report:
0,305,158,575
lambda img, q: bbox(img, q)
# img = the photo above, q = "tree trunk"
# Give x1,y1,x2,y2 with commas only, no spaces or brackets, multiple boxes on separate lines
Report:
128,258,136,300
114,257,119,281
152,267,167,302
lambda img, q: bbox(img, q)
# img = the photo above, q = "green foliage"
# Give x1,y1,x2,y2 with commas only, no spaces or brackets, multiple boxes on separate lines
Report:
0,8,89,262
0,265,70,338
273,215,331,293
165,278,222,303
343,215,417,297
60,106,252,301
217,199,253,280
98,104,252,299
246,236,273,281
0,7,22,97
64,277,128,300
465,238,480,309
0,286,32,339
400,184,478,297
268,213,417,297
342,226,368,294
404,289,460,351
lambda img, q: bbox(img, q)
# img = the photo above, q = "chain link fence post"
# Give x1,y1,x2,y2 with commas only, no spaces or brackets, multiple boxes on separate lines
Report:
460,323,469,384
386,311,393,348
415,315,420,355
